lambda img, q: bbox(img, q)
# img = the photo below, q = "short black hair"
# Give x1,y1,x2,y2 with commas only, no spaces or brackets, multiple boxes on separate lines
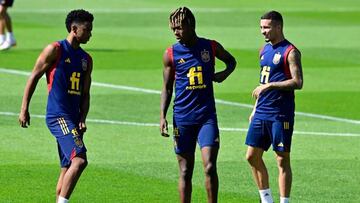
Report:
261,10,283,26
65,9,94,32
169,7,196,29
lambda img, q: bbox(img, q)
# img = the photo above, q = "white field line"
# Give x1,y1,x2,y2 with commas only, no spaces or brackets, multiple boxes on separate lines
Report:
11,8,360,14
1,67,360,125
2,112,360,137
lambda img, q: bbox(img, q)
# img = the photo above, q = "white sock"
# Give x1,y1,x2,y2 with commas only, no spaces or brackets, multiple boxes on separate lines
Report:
6,32,14,41
280,197,289,203
58,196,69,203
0,34,5,43
259,188,274,203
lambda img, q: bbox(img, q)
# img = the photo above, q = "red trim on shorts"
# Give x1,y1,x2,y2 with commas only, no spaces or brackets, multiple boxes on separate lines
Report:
70,148,76,160
46,42,62,92
283,45,294,79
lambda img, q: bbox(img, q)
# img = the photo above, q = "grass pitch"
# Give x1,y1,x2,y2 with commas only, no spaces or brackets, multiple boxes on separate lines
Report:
0,0,359,202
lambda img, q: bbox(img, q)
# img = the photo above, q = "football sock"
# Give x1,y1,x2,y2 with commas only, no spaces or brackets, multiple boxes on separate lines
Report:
58,196,69,203
280,197,289,203
259,188,274,203
6,32,15,42
0,34,5,44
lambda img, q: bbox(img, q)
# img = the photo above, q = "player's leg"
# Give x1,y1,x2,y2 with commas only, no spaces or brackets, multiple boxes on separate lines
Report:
198,116,220,203
173,123,198,203
200,146,218,203
56,168,67,202
47,117,88,201
276,151,291,201
0,1,15,50
59,152,88,199
245,119,273,203
246,146,268,189
0,5,6,44
271,120,294,202
176,153,195,203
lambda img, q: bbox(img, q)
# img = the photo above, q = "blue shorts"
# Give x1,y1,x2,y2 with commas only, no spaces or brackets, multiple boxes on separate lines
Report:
0,0,14,7
245,118,293,152
173,116,220,154
46,117,87,167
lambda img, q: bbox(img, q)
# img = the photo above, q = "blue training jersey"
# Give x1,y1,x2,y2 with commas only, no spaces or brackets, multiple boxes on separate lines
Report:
254,39,298,121
46,39,92,121
168,37,217,125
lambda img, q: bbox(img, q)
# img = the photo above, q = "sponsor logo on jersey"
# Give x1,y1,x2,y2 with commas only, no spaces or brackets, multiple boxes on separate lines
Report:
273,52,281,65
201,49,210,63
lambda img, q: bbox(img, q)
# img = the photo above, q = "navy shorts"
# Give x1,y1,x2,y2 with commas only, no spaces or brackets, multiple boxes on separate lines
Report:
0,0,14,7
46,117,87,167
245,118,294,152
173,116,220,154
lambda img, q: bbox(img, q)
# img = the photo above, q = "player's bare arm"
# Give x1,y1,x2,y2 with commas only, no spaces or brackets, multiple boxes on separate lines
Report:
19,44,58,128
252,49,303,99
160,49,175,137
213,41,236,83
79,56,93,133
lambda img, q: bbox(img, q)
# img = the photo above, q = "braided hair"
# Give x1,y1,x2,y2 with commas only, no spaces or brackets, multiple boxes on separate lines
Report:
169,7,195,29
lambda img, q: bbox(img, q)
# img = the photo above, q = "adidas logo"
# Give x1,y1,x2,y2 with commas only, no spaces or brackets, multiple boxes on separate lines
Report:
278,142,284,147
178,58,185,64
65,58,71,63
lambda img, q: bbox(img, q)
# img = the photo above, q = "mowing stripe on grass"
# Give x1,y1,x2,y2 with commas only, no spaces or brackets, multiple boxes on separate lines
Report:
2,111,360,137
1,67,359,125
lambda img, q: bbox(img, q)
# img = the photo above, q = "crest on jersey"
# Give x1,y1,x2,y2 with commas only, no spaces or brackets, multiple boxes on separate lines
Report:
81,58,88,71
272,52,281,65
201,49,210,63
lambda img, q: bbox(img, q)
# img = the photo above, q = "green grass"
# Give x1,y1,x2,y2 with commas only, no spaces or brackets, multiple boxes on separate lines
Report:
1,0,360,202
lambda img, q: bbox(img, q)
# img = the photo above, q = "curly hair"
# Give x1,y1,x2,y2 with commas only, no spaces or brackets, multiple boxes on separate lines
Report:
169,7,195,29
65,9,94,32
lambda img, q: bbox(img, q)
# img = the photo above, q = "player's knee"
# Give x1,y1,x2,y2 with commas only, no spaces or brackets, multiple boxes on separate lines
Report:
204,162,217,177
72,157,88,170
79,158,88,170
246,152,259,165
179,167,193,181
276,154,290,169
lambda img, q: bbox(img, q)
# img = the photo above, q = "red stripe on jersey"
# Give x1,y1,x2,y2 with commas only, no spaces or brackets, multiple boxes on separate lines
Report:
46,42,62,92
167,47,174,68
211,40,217,66
283,45,294,79
166,47,175,79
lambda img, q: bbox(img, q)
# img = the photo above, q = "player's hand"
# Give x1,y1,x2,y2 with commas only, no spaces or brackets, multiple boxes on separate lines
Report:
19,110,30,128
213,72,227,83
252,83,270,99
160,118,169,137
79,122,87,134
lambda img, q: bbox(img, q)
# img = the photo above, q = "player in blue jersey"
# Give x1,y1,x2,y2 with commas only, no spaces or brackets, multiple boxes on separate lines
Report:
245,11,303,203
0,0,16,50
19,9,93,203
160,7,236,203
